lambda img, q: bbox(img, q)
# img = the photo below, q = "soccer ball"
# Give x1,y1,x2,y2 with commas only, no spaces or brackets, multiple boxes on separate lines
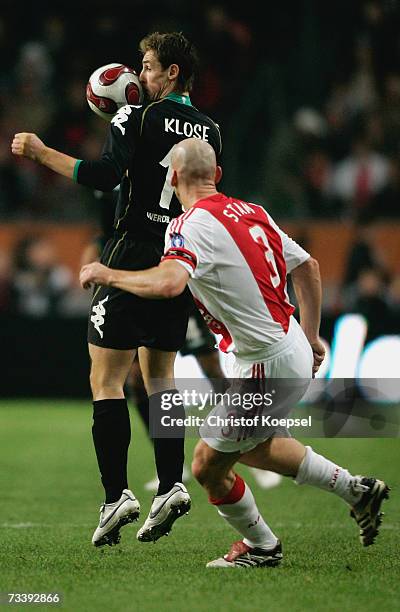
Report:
86,63,143,121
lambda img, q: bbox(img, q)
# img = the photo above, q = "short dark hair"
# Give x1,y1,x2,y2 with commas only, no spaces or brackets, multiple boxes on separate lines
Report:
139,32,199,92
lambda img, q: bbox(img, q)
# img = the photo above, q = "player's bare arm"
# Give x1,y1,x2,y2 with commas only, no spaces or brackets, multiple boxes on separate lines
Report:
290,256,325,374
12,131,123,192
80,259,189,299
11,133,77,179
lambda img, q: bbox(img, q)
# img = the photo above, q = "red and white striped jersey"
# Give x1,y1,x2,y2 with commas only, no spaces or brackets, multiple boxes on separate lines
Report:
163,193,310,359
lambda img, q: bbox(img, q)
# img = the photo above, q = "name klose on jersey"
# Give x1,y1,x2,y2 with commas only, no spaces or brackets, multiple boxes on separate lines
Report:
164,118,210,141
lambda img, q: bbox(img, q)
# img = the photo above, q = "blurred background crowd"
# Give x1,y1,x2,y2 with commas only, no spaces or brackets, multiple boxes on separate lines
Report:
2,1,400,221
0,0,399,394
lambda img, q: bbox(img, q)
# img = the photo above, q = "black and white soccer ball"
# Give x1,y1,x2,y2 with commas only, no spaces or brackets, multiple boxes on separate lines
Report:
86,63,143,121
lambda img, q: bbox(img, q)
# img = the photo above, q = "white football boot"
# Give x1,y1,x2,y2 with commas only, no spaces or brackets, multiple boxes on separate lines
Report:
92,489,140,547
137,483,191,542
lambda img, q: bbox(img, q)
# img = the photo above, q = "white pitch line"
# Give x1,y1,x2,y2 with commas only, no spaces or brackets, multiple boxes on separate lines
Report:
272,522,397,530
0,523,92,529
0,522,398,530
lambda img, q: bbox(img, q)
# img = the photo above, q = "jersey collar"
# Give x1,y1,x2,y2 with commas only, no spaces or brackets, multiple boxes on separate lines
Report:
165,92,193,106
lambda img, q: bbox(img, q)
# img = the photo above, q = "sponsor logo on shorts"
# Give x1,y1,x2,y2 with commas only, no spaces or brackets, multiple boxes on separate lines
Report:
91,295,109,338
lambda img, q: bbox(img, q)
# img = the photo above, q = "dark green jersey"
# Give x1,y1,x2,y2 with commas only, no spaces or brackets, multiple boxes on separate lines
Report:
76,93,222,242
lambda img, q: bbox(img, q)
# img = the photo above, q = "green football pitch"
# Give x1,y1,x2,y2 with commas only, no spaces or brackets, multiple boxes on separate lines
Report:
0,400,399,612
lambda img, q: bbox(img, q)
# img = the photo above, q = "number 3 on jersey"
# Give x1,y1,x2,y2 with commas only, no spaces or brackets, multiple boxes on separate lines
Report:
249,225,280,288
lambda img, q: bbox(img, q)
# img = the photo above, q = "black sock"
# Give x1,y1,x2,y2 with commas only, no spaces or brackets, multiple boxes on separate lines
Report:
134,388,151,441
149,389,185,496
92,398,131,504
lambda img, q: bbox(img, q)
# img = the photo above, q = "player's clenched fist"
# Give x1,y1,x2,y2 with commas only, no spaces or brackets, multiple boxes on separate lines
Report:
11,133,46,162
80,262,112,290
310,337,326,376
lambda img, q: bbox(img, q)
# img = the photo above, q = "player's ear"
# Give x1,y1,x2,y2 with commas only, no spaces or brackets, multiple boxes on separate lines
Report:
215,165,223,185
168,64,179,81
170,169,178,187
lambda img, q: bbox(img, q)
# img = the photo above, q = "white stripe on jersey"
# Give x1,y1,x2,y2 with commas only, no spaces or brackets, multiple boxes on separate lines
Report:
170,207,195,234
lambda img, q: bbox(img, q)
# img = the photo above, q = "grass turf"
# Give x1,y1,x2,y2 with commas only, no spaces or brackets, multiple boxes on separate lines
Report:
0,400,399,611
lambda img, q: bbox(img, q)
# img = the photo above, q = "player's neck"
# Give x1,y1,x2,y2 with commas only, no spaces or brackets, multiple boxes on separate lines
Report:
181,185,219,210
161,84,189,99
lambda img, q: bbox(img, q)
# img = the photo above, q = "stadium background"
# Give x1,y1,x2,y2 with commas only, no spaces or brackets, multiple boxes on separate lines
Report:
1,0,400,395
1,3,399,611
0,0,400,396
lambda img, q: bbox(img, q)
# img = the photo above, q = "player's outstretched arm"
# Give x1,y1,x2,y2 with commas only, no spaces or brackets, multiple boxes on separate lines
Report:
79,259,189,299
290,257,325,375
11,132,77,180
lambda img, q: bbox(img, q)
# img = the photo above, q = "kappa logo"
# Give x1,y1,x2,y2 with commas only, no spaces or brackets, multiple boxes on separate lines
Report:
111,104,132,136
91,295,109,338
247,514,260,528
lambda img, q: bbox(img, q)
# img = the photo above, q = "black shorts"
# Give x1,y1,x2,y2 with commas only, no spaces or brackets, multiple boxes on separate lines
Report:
87,233,192,351
180,307,216,357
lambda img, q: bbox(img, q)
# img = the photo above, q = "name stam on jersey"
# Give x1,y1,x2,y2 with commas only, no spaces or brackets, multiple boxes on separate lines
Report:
223,201,256,223
164,118,210,141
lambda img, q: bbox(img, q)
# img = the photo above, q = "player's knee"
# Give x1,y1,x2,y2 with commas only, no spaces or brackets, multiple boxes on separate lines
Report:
89,368,104,395
191,450,212,485
192,455,222,489
192,460,214,487
89,368,123,398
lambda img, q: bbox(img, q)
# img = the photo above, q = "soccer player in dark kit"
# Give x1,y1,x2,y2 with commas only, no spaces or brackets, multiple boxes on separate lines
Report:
11,32,222,546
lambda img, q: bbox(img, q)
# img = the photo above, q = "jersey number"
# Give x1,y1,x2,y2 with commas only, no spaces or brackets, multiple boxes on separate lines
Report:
158,149,175,209
249,225,280,288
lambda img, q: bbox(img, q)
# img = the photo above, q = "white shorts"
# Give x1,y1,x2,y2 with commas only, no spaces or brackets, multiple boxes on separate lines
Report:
200,317,313,454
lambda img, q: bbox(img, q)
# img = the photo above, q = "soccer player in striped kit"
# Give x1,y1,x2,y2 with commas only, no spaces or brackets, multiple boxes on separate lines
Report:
80,138,390,568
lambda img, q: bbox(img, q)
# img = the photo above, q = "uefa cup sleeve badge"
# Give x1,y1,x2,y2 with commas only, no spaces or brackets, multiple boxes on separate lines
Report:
171,233,185,248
